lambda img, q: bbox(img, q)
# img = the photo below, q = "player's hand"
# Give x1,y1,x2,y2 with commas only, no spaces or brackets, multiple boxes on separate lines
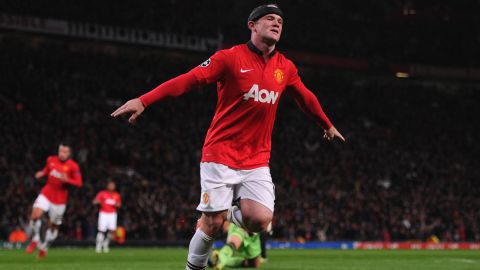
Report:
111,98,145,124
34,171,44,179
323,126,345,142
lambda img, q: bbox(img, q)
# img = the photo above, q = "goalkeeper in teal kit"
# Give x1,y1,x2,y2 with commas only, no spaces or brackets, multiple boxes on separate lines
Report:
209,222,263,269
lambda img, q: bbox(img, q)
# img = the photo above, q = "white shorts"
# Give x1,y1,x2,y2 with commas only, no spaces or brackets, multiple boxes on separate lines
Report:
197,162,275,213
98,212,117,232
33,194,66,225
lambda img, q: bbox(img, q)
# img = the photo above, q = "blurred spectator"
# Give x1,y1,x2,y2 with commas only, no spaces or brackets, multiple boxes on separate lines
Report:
114,226,126,244
9,226,28,247
2,0,480,67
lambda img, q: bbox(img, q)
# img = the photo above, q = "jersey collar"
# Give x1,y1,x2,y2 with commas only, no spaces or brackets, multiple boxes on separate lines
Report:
58,157,70,163
247,40,276,58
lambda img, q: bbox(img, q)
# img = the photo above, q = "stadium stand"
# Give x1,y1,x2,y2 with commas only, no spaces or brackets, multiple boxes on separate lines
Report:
0,32,479,243
2,0,480,66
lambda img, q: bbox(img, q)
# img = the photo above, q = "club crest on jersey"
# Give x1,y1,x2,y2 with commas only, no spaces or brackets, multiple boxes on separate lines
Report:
202,192,209,204
199,58,211,67
273,68,284,84
243,84,279,104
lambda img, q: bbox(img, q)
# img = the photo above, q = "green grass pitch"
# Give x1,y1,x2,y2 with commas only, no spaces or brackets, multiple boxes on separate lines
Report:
2,248,480,270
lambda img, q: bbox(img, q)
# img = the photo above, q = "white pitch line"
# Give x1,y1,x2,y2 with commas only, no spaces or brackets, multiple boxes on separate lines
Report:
450,258,477,264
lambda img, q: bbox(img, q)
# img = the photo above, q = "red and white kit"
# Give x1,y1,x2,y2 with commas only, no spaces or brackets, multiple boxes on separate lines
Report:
95,190,121,231
33,156,82,224
140,42,332,212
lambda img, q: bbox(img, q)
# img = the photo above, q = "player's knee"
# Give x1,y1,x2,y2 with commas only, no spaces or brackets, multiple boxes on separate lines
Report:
31,209,43,220
48,221,60,229
239,199,273,232
243,213,272,233
201,211,227,235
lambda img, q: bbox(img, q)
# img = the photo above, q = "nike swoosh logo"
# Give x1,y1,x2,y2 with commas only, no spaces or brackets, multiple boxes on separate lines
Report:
240,68,253,73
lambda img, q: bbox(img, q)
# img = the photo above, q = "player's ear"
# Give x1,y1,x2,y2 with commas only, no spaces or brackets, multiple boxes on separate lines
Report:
247,21,256,31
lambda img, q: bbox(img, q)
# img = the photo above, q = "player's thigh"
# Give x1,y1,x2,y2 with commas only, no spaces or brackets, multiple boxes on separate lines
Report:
107,213,117,231
48,203,66,226
236,167,275,215
31,207,44,220
98,212,109,232
32,194,50,219
197,162,240,212
240,199,273,221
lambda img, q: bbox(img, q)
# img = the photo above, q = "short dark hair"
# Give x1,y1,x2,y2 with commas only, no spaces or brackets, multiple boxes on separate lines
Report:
59,140,73,149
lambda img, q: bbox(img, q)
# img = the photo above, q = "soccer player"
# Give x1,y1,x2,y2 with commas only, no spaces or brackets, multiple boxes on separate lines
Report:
25,142,83,258
93,180,121,253
210,221,263,269
111,4,345,269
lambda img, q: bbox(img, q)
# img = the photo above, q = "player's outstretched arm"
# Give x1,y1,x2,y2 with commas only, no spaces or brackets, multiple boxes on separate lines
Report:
287,83,346,142
287,69,346,143
111,71,201,124
111,98,145,124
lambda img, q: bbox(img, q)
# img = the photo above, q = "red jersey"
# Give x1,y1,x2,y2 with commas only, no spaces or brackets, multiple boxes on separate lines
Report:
40,156,82,204
140,42,332,169
95,190,121,213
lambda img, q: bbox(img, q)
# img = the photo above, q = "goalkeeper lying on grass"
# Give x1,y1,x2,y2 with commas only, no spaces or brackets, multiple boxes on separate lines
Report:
209,222,265,269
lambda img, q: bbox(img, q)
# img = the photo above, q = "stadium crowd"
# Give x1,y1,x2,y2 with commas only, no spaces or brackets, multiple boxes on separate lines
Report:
0,34,479,243
2,0,480,67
